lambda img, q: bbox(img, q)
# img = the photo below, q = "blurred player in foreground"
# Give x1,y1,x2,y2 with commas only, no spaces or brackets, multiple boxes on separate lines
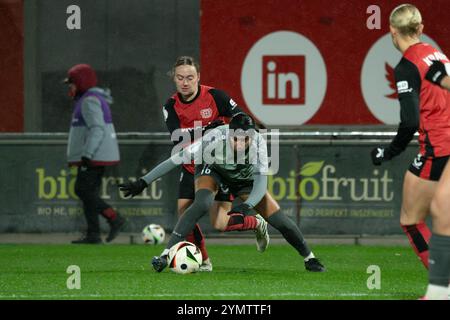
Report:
370,4,450,299
423,60,450,299
119,113,325,273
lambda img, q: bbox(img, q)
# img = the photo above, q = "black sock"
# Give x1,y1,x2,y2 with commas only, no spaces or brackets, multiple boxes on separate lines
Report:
267,210,311,257
429,233,450,287
165,189,215,250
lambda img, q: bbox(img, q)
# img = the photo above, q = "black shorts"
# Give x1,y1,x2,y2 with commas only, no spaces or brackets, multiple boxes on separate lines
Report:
408,154,449,181
194,164,254,198
179,166,231,202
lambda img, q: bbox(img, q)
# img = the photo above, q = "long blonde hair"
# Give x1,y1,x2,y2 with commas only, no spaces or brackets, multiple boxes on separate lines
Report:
389,4,422,37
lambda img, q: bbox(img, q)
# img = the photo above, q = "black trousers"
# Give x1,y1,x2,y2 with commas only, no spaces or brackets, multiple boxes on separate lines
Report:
74,166,111,236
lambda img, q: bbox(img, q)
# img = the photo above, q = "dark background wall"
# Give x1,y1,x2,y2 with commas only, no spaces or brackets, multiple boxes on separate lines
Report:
24,0,199,132
0,0,23,131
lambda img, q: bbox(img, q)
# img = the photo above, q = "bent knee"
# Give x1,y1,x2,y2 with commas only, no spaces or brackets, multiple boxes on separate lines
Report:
190,200,210,214
399,206,428,225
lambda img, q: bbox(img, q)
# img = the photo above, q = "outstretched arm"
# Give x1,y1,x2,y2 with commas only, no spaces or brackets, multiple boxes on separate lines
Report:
118,154,181,198
119,147,190,198
140,156,178,185
119,129,221,197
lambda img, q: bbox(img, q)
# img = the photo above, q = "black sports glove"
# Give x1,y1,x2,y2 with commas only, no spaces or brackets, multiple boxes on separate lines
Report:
118,179,148,198
425,60,447,87
204,119,224,131
370,147,394,166
81,156,92,168
227,203,253,216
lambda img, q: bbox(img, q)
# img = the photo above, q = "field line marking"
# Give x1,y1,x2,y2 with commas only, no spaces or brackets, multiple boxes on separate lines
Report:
0,292,415,299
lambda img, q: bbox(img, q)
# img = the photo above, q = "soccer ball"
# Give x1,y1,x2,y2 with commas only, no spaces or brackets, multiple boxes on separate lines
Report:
168,241,203,274
142,224,165,244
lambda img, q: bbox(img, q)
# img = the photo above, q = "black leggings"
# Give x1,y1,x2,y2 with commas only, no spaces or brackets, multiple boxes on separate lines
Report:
75,166,111,235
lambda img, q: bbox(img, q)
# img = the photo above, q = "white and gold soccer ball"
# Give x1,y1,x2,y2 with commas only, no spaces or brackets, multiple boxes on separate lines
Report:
142,224,165,245
168,241,203,274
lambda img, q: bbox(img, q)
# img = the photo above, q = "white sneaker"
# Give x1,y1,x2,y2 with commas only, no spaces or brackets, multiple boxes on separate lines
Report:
199,258,213,272
254,214,269,252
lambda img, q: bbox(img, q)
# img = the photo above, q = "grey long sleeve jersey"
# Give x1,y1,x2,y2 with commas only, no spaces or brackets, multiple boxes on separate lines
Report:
140,125,269,208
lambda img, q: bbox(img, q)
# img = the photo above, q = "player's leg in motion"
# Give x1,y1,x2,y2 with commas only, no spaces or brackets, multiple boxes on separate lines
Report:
208,187,267,252
209,201,231,231
178,168,212,270
400,171,436,269
212,184,261,235
178,199,211,270
425,162,450,300
152,176,218,272
249,192,326,272
209,199,269,252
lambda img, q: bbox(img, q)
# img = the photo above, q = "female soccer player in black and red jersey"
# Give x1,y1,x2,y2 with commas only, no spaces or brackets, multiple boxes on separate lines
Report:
423,60,450,299
161,56,245,271
370,5,450,290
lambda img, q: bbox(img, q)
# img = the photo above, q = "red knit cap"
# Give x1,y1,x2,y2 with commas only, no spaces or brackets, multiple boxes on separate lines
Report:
66,64,98,94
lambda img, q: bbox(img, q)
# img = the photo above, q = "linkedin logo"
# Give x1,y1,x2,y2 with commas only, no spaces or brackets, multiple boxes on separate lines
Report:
241,31,327,126
263,56,305,104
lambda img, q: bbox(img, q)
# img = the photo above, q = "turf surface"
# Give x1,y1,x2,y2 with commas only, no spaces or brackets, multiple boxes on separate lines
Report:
0,244,427,300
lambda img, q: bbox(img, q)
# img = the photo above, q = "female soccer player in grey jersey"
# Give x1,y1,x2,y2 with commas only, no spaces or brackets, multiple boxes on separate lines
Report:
119,114,325,273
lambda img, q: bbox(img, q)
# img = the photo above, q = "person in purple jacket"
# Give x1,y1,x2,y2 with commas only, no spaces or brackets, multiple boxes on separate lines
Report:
65,64,126,244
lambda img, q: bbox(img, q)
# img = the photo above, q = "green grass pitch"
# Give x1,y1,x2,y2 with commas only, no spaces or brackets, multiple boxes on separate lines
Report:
0,243,427,300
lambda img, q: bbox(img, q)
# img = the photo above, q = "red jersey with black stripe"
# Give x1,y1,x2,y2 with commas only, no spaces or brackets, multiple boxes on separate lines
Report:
389,43,450,159
163,85,243,173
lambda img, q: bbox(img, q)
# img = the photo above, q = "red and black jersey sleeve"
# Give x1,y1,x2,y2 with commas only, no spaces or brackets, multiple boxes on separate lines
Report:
387,58,421,158
162,97,183,145
208,88,244,117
